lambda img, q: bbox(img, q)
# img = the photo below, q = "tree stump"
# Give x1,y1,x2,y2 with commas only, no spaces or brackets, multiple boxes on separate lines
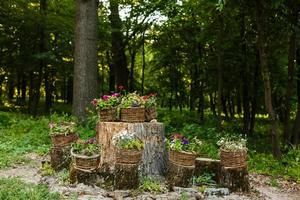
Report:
114,163,139,190
195,158,221,183
220,166,249,192
166,162,195,188
50,145,71,171
69,164,99,185
97,122,167,176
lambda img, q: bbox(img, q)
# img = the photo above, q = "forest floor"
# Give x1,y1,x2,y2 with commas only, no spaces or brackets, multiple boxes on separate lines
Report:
0,153,299,200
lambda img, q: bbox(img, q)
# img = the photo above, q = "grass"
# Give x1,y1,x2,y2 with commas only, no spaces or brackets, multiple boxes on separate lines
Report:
0,178,60,200
0,111,51,168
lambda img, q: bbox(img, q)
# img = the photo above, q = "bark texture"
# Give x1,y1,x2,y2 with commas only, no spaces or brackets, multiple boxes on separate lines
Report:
97,122,167,176
73,0,99,121
166,162,195,188
220,166,249,192
50,145,72,171
114,163,139,190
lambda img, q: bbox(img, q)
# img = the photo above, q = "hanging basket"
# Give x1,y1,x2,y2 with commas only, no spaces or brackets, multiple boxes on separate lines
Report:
71,148,100,172
51,133,78,147
145,107,157,121
99,107,116,122
169,150,197,167
220,149,247,168
115,148,142,164
120,107,145,122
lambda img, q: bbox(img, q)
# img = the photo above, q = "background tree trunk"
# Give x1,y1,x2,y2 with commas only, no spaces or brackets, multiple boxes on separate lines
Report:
109,0,128,88
255,0,281,158
72,0,99,121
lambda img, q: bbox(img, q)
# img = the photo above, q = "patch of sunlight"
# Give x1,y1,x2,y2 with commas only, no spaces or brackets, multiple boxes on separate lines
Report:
256,114,269,119
62,57,73,62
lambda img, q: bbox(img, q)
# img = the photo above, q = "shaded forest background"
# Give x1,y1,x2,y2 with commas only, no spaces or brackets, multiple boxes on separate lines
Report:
1,0,300,158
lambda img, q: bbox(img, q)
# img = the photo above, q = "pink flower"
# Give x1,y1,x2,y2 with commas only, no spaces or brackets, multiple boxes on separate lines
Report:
142,95,149,100
112,93,120,97
117,85,125,91
91,99,98,106
49,122,56,129
102,95,110,101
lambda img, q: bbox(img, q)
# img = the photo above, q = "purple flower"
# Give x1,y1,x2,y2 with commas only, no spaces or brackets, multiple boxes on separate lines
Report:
182,138,189,145
102,95,110,101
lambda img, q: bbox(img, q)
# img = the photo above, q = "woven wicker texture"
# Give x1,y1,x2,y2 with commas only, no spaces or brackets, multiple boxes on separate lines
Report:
51,133,78,147
116,149,142,164
145,107,157,121
99,108,116,122
169,150,197,167
120,107,145,122
71,149,100,171
220,149,247,168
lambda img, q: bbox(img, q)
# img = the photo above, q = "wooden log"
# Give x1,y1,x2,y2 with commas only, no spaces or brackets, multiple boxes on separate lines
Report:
220,166,250,192
195,158,221,183
114,163,139,190
166,162,195,188
69,164,99,185
97,122,167,176
50,145,71,171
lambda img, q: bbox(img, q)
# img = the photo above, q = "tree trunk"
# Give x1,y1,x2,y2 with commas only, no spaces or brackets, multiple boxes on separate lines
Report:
292,48,300,145
109,0,128,88
217,13,224,129
141,33,146,95
283,10,298,143
73,0,99,121
255,0,281,158
97,122,167,176
249,51,260,135
209,93,217,117
240,3,250,135
128,40,136,92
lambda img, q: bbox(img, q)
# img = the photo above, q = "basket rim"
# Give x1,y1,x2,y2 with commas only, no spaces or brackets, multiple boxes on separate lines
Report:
116,147,143,152
99,107,117,111
220,148,247,153
169,149,197,156
50,132,77,137
121,107,145,110
71,148,100,159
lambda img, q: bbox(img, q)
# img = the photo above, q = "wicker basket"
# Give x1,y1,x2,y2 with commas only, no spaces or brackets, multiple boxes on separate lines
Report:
71,148,100,171
220,149,247,168
51,133,78,147
116,148,142,164
99,108,116,122
120,107,145,122
169,150,197,166
145,107,157,121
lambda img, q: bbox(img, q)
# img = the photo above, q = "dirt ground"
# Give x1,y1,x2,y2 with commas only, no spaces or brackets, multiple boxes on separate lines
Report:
0,153,299,200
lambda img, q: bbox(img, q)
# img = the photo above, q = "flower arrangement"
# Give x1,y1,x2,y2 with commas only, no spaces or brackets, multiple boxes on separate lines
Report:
217,137,247,152
143,93,157,108
49,121,77,136
119,92,145,108
167,133,203,154
112,131,144,151
72,137,100,156
91,93,120,111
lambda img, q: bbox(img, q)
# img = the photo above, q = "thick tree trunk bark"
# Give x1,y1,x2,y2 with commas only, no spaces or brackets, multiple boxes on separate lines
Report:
283,10,298,143
97,122,167,176
109,0,128,88
73,0,99,121
255,0,281,158
217,13,224,129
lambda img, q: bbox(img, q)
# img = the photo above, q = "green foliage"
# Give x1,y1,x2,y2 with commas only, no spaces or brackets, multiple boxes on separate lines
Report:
143,94,157,108
120,92,145,108
217,137,247,152
0,111,51,168
167,135,203,154
91,94,120,110
139,177,167,194
194,172,216,186
72,143,100,156
41,162,55,177
0,178,60,200
117,138,144,151
57,169,70,185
